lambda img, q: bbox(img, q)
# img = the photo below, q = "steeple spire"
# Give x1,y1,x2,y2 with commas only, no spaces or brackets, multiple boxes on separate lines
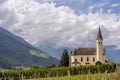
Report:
96,27,103,40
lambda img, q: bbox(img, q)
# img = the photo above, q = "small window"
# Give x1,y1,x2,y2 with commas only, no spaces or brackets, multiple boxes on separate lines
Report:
81,57,83,62
93,57,95,62
75,59,77,62
99,42,100,44
87,57,89,62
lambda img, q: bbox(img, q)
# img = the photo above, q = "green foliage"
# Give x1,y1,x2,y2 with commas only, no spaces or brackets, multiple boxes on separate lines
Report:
95,61,102,65
59,49,69,67
47,64,56,68
32,64,40,69
0,63,116,79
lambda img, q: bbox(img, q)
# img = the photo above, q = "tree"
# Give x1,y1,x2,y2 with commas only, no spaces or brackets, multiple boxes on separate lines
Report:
59,49,69,67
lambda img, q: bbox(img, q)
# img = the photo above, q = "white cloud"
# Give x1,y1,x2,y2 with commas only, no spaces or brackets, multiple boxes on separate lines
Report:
107,9,112,13
112,3,120,7
0,0,120,49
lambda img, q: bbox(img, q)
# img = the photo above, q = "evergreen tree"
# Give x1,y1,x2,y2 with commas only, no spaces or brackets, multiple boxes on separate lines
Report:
59,49,69,67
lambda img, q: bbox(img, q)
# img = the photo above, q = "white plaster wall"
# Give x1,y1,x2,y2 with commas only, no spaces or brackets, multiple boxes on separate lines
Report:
70,55,97,66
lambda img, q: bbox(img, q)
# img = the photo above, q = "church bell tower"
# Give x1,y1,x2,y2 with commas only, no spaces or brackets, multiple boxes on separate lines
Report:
96,27,104,63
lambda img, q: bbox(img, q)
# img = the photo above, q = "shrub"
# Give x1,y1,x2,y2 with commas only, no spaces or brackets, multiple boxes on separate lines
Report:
95,61,102,65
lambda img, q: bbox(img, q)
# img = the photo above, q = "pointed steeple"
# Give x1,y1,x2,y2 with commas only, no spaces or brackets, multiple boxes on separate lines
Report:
96,27,103,40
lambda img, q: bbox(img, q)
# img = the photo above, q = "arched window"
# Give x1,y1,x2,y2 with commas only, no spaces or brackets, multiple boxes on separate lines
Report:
87,57,89,62
93,57,95,62
81,57,83,62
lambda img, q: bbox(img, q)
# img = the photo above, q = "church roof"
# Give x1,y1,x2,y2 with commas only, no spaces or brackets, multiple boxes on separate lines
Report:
72,48,96,55
72,48,106,55
96,27,103,40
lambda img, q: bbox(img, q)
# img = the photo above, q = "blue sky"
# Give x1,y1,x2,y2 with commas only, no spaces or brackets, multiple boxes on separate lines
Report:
0,0,120,60
36,0,120,15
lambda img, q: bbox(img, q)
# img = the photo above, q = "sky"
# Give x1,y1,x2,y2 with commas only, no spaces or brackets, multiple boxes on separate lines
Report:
0,0,120,58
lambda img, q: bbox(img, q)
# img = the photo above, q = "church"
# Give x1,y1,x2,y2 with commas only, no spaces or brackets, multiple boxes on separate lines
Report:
70,27,106,66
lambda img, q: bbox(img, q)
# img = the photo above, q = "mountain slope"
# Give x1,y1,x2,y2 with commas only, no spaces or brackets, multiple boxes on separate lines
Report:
0,27,58,69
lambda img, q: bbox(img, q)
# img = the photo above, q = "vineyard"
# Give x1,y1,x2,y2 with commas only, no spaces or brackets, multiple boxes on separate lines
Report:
0,63,119,80
25,73,118,80
26,64,120,80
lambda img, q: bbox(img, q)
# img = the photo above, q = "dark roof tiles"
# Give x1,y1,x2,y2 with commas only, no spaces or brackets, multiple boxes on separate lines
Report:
72,48,105,55
73,48,96,55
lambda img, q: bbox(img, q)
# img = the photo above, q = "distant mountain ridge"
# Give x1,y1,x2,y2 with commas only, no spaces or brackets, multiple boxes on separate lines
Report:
39,45,120,64
105,45,120,64
0,27,58,69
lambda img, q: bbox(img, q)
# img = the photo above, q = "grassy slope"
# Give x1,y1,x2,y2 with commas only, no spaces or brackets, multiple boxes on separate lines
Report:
29,49,49,58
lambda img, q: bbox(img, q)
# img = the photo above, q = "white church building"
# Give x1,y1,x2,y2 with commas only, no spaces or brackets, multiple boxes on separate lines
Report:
70,27,106,66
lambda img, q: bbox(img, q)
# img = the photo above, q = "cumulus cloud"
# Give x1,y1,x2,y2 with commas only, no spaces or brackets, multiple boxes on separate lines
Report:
0,0,120,50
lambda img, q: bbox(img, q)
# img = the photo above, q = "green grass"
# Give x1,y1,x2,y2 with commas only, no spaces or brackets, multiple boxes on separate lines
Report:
25,73,114,80
29,49,49,58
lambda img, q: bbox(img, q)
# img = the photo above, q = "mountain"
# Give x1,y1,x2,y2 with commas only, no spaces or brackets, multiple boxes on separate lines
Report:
0,27,58,69
105,45,120,64
39,45,71,59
